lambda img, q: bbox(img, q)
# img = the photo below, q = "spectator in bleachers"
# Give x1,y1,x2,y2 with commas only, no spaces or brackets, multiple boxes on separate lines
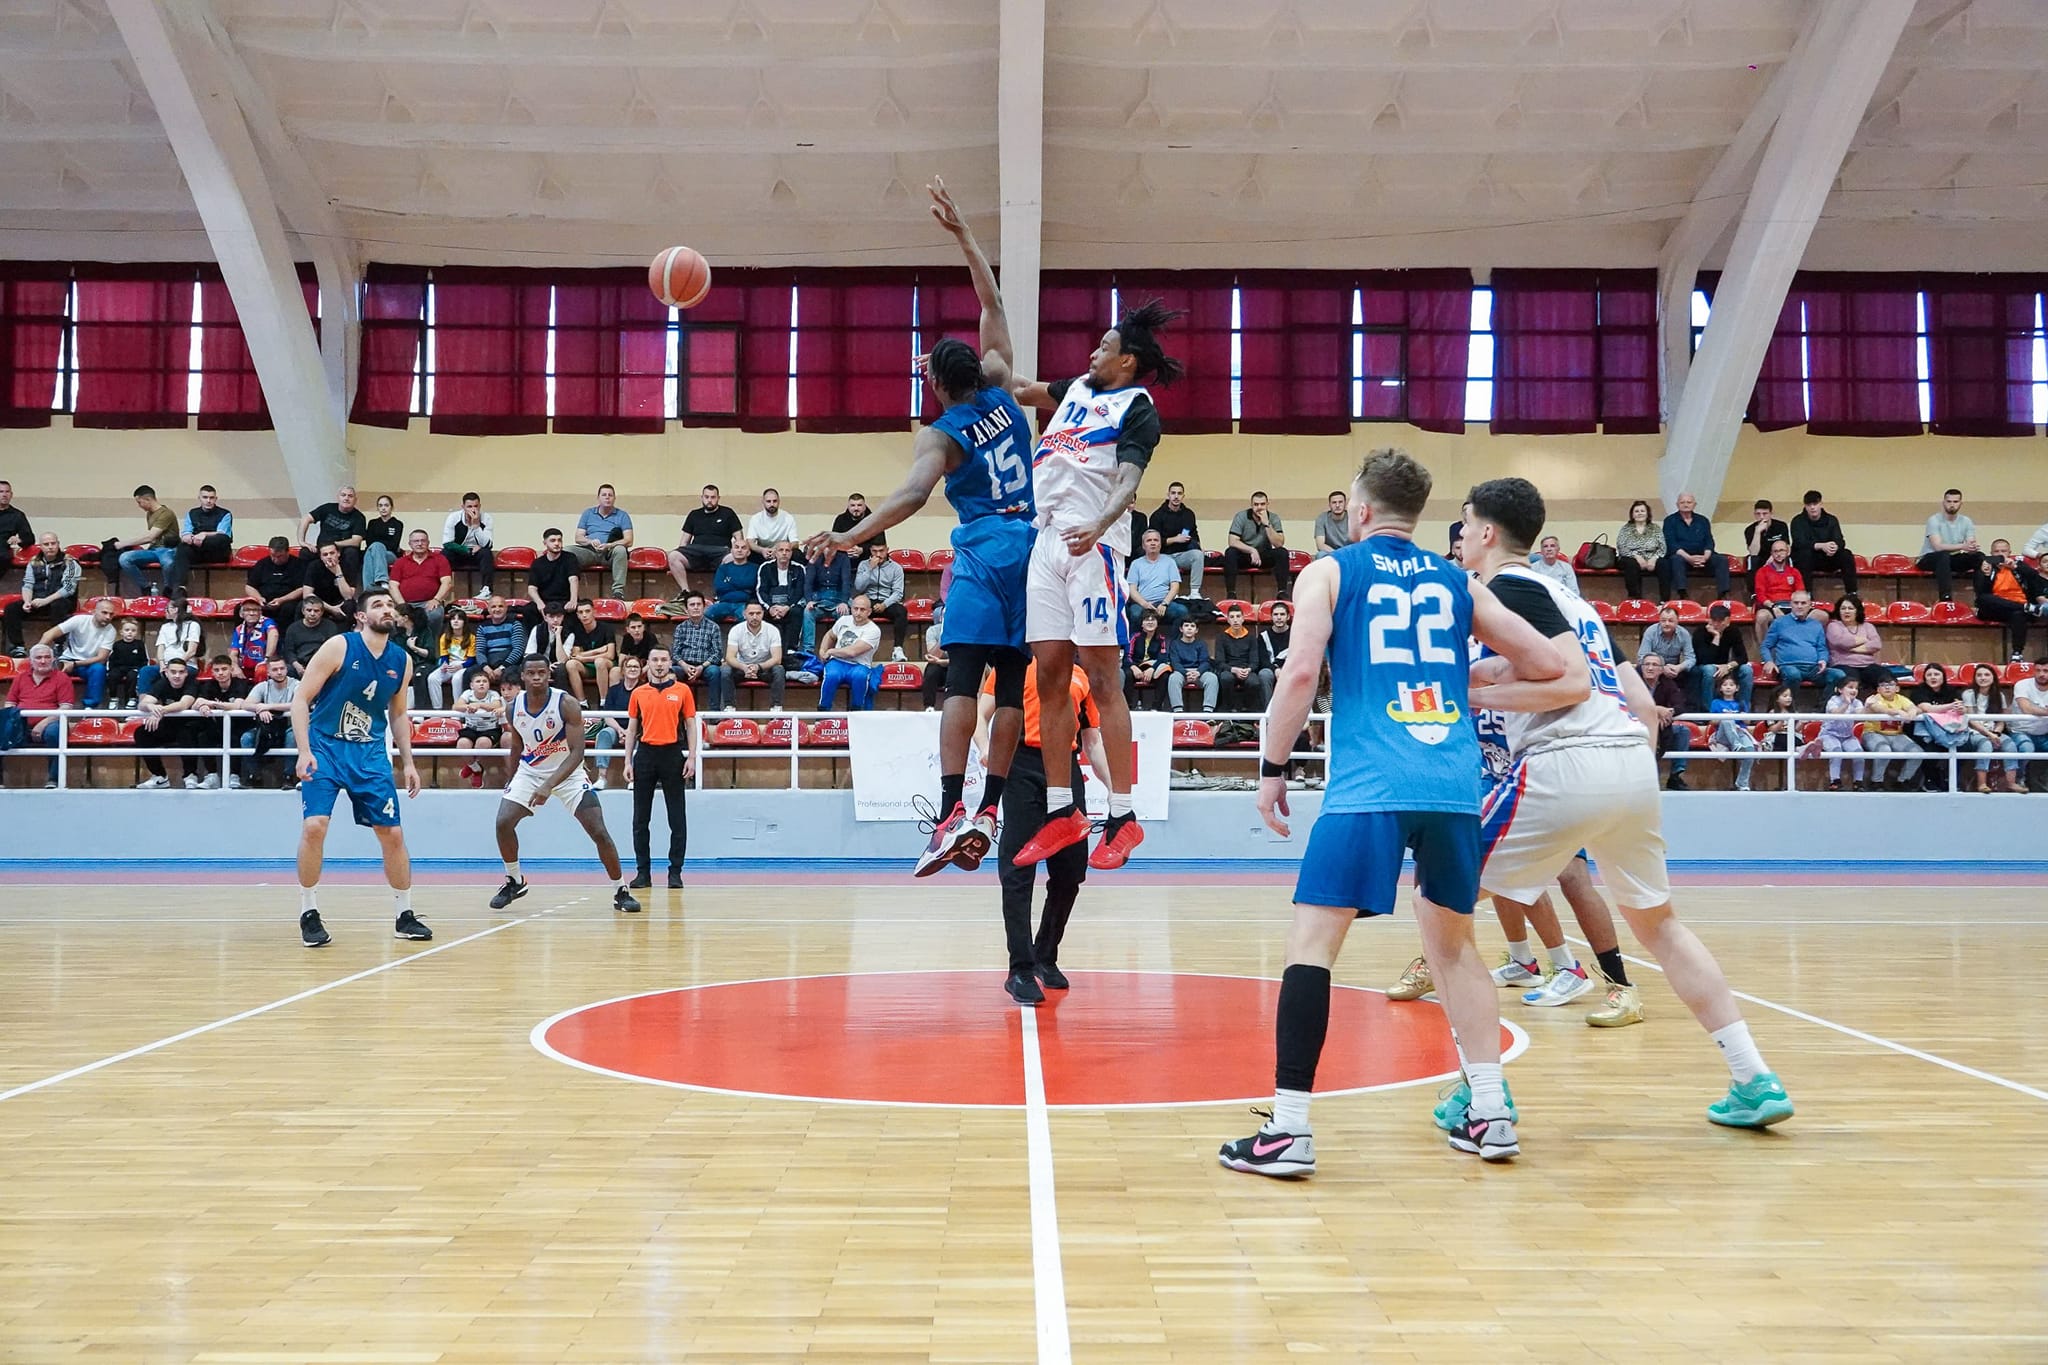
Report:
298,485,368,584
303,542,359,623
1825,595,1885,689
1149,481,1205,591
1636,605,1695,695
281,595,340,679
0,479,29,566
1706,671,1759,792
667,592,726,707
441,492,497,593
920,601,949,711
139,591,202,698
1742,498,1791,569
1313,491,1350,557
756,540,809,658
1692,602,1752,711
526,528,579,622
1447,528,1464,566
616,613,655,669
388,529,454,639
1258,601,1293,702
1750,538,1805,639
1528,535,1578,593
191,653,250,788
1909,662,1979,791
818,594,881,712
389,604,436,704
40,597,115,706
132,656,204,789
832,492,880,552
571,483,635,600
452,668,506,789
7,644,73,788
743,488,798,564
1789,490,1856,596
1165,617,1217,713
1919,488,1984,604
563,600,616,704
1763,591,1828,704
1216,604,1264,712
105,619,145,708
1818,676,1868,792
1616,499,1664,601
2026,521,2048,565
1124,529,1185,635
707,541,760,625
228,597,276,680
1972,539,2048,663
114,485,180,597
165,484,234,595
588,654,642,789
725,601,786,712
238,657,297,788
1861,674,1922,790
1961,663,2030,794
1223,491,1290,600
1448,499,1471,552
1124,494,1149,570
1660,492,1731,600
2012,659,2048,792
1638,653,1693,790
855,539,910,661
1125,610,1171,710
804,545,854,654
471,596,523,687
361,494,404,590
1761,685,1799,761
425,607,477,710
245,536,307,620
668,484,743,599
4,532,79,657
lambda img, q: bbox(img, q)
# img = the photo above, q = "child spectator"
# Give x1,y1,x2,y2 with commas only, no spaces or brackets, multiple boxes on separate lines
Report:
1818,676,1868,792
1164,617,1217,713
1760,685,1799,761
1691,602,1752,710
587,654,641,788
106,618,147,709
427,607,477,710
229,598,277,680
1707,672,1759,792
1215,604,1264,712
1960,663,2030,794
239,658,297,788
453,669,507,788
1861,674,1922,790
1125,610,1171,710
616,613,655,666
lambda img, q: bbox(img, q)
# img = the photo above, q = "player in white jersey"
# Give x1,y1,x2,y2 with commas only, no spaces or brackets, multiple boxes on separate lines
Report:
1006,299,1182,872
1462,478,1794,1130
487,654,639,914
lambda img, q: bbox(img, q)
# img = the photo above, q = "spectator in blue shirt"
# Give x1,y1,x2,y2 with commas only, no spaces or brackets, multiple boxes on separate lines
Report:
1762,591,1832,702
472,596,527,688
706,542,760,624
572,483,635,600
1660,492,1731,599
1124,529,1187,634
1164,618,1217,713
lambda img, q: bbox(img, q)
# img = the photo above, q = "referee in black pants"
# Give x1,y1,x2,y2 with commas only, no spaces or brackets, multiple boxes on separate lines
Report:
622,645,699,889
987,665,1105,1006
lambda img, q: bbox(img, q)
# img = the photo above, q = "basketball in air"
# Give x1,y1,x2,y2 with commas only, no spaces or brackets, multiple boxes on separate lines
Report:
649,245,712,309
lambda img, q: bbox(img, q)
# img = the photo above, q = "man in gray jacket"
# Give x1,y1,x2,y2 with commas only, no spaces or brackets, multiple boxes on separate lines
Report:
1636,604,1696,697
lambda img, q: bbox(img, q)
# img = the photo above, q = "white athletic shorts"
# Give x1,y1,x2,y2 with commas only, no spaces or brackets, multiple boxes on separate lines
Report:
1479,741,1673,910
504,761,593,814
1025,529,1130,649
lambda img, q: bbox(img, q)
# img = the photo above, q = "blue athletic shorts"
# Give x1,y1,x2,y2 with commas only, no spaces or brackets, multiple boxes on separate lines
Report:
300,737,401,829
1294,810,1481,917
942,517,1032,649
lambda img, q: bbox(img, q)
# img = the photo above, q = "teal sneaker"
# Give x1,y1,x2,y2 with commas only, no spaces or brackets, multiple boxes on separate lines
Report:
1432,1076,1519,1132
1707,1072,1795,1128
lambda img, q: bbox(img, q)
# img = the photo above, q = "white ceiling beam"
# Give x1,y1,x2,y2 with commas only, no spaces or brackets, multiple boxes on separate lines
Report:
104,0,346,513
227,25,994,69
286,120,995,156
0,35,131,60
999,0,1044,378
1659,0,1917,516
1046,127,1741,156
0,190,198,213
1049,31,1800,71
0,123,166,143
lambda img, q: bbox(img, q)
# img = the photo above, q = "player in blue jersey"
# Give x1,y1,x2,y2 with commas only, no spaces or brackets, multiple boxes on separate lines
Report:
1218,450,1583,1175
289,587,431,947
807,178,1036,885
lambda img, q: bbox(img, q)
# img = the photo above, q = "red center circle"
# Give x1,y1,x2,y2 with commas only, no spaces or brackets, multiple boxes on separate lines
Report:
534,971,1527,1108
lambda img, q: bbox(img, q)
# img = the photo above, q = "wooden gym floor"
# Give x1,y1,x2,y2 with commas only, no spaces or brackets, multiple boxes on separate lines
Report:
1,865,2044,1363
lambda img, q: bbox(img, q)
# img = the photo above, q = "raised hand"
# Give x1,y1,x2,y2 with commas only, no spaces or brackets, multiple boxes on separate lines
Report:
928,177,966,236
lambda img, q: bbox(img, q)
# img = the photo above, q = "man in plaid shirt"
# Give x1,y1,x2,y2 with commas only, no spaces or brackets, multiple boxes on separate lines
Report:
668,591,729,709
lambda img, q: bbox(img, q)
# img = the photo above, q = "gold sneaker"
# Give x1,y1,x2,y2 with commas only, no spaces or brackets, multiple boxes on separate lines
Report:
1586,983,1644,1028
1386,955,1434,1001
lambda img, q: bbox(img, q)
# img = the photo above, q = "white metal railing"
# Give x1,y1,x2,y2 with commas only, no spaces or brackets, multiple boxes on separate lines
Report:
1670,708,2047,789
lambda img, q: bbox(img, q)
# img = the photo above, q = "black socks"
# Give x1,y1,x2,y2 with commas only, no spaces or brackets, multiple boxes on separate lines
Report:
1595,948,1630,987
1274,963,1332,1094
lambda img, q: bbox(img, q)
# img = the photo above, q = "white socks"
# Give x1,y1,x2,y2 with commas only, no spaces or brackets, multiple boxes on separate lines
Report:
1045,785,1073,813
1107,792,1134,818
1466,1062,1507,1117
1269,1088,1312,1134
1711,1020,1768,1083
299,885,318,913
1505,938,1532,966
504,860,522,880
393,889,411,916
1546,943,1578,973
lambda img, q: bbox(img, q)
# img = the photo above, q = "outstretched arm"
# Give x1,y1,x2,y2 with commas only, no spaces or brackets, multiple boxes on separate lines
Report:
804,427,952,556
928,178,1013,387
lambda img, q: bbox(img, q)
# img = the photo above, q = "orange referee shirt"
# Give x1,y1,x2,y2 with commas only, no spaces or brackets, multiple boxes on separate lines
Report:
628,678,696,745
984,664,1099,751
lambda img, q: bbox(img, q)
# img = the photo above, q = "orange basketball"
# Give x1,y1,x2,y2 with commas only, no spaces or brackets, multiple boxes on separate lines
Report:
649,245,712,309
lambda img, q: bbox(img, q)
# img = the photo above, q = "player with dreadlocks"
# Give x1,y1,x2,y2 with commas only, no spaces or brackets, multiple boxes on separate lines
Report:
808,177,1035,885
1004,285,1183,873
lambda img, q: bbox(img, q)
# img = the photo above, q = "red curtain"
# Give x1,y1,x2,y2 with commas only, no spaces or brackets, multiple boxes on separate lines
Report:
1491,269,1598,434
428,267,550,436
196,264,320,431
351,263,426,428
1105,271,1234,434
915,267,988,425
71,265,194,429
1036,271,1114,384
1238,271,1351,435
0,266,69,428
1401,268,1473,434
1803,275,1921,436
794,269,917,433
1595,270,1659,434
1746,286,1808,431
1926,275,2041,437
552,268,668,435
676,268,793,432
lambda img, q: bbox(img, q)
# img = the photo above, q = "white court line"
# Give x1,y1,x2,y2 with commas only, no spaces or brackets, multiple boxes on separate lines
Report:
1018,1006,1072,1365
1570,937,2048,1105
0,903,571,1105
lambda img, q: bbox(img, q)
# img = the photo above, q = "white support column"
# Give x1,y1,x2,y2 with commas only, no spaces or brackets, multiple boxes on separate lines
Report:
998,0,1045,375
107,0,348,511
1658,0,1913,515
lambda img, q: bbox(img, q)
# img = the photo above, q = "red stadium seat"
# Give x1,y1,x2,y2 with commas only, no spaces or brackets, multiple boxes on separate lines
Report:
708,717,761,746
0,594,18,617
1852,554,1873,573
67,543,103,566
2002,661,2035,686
1612,599,1660,624
230,544,276,568
1869,553,1918,576
1708,599,1755,622
85,595,123,615
10,547,31,567
802,717,849,748
187,597,230,620
68,717,140,745
495,547,537,570
925,549,955,571
877,662,923,690
1254,601,1282,623
1884,600,1931,624
1797,720,1823,745
1673,721,1701,749
125,595,171,619
1214,598,1254,619
904,597,936,623
1288,550,1311,572
627,546,669,572
1171,718,1216,748
1590,599,1616,622
0,655,14,681
759,715,795,747
589,598,628,621
1753,662,1780,686
1929,601,1978,626
630,598,670,619
1664,599,1708,624
1203,549,1224,567
889,548,928,572
410,715,463,747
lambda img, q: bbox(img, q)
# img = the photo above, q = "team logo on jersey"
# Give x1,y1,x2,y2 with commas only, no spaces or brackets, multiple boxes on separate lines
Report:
338,701,374,743
1386,681,1462,745
1093,402,1109,416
